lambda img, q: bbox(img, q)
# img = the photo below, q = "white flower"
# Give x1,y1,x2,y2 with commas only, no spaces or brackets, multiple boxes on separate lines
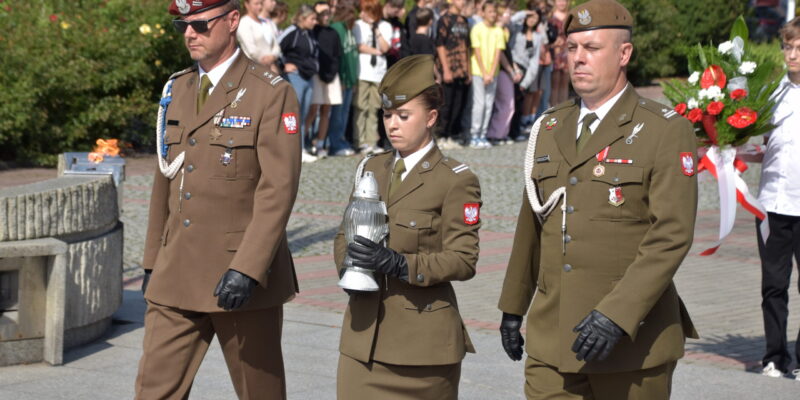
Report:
687,98,699,109
738,61,757,75
699,85,725,101
718,41,734,55
688,71,700,85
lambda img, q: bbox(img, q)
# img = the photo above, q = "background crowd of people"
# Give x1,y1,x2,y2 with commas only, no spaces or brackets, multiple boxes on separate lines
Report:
236,0,574,162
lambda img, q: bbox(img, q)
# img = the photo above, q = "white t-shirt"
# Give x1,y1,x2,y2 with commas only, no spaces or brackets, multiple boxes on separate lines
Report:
353,19,393,83
758,75,800,216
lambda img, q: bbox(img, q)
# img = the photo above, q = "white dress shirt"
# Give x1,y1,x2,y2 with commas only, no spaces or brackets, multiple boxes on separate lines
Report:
198,48,241,95
575,84,629,139
758,75,800,216
394,139,436,181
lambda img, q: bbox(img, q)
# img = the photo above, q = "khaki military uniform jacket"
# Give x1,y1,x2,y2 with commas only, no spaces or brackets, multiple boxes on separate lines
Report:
142,53,301,312
498,86,699,373
334,146,480,366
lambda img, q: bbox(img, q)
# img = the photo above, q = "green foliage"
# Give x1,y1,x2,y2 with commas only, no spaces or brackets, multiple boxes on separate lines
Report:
0,0,191,166
660,17,785,147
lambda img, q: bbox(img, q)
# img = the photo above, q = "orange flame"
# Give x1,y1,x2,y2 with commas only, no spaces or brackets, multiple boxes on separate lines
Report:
88,138,121,164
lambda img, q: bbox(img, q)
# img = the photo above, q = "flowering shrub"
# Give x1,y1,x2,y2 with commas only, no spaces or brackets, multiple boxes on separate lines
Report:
660,16,784,147
0,0,190,165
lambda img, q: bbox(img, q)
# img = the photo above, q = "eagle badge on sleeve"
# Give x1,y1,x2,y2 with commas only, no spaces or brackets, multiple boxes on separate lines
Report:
680,152,695,176
464,203,480,225
282,113,298,134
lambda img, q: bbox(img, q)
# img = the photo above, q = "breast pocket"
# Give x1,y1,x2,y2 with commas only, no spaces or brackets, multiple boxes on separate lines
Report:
164,125,184,159
590,165,644,222
389,210,433,254
532,162,561,202
209,129,257,179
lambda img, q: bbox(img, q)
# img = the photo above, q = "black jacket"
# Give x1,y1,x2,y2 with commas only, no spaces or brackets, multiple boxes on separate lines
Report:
280,25,319,80
312,25,342,83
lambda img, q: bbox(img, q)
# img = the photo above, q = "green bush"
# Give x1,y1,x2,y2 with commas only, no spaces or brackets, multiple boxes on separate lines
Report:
0,0,190,166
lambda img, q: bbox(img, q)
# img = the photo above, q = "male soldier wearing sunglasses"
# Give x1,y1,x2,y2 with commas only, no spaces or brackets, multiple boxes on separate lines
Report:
135,0,301,398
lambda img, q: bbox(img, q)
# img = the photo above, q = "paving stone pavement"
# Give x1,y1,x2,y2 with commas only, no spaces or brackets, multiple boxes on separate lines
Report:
2,142,800,398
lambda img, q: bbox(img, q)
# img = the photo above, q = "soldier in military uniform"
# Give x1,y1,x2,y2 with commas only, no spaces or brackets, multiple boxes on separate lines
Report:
497,1,698,398
135,0,301,398
333,55,481,399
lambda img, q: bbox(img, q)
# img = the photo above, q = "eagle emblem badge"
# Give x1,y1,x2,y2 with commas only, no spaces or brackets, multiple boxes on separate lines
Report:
176,0,191,15
464,203,480,225
578,9,591,25
681,152,695,176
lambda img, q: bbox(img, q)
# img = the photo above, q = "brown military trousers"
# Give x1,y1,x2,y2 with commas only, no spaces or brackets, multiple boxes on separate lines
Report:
135,301,285,399
524,356,676,400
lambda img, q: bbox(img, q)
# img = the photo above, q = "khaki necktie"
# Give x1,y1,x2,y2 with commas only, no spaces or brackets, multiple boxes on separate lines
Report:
388,159,406,198
197,75,212,113
576,112,598,153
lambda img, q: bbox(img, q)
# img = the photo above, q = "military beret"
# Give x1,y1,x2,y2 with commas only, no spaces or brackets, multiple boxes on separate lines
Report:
379,55,436,109
565,0,633,35
169,0,231,16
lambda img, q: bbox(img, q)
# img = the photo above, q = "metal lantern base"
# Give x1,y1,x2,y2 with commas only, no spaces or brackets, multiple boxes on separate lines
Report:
338,267,380,292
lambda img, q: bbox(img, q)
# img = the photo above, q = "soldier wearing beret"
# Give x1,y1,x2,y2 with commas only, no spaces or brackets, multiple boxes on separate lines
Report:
135,0,301,398
497,0,698,398
333,55,482,399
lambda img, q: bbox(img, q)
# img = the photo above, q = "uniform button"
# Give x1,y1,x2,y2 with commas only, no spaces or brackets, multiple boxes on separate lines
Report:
187,164,195,172
183,219,191,227
184,192,191,200
422,161,430,169
416,273,425,282
410,221,417,227
228,139,234,145
613,177,620,183
425,303,432,311
563,264,572,272
564,234,572,243
566,205,575,214
189,138,197,146
569,177,578,185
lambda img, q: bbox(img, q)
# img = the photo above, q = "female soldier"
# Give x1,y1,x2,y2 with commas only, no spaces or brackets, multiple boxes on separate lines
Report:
333,54,482,400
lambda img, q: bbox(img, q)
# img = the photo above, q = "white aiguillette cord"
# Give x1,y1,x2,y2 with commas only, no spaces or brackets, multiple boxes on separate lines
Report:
523,115,568,253
156,79,185,180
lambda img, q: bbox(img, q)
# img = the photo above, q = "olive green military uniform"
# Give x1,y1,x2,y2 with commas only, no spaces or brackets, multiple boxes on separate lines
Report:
136,52,301,399
333,145,481,399
498,86,699,399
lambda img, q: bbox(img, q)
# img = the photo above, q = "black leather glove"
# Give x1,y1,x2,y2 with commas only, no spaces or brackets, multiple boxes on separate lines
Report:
213,269,258,311
141,270,152,295
347,235,409,281
571,310,625,362
500,313,525,361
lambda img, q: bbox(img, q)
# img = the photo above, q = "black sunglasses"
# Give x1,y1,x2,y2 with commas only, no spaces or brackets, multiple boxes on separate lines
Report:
172,9,232,34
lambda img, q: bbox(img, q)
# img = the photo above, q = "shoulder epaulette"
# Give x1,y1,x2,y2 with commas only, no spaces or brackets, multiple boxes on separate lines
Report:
168,65,197,81
637,97,680,120
440,156,470,174
249,64,286,87
542,98,578,115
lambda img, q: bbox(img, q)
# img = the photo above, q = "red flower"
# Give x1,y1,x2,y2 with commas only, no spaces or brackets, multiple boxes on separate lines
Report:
687,108,703,123
700,65,727,89
731,89,747,100
674,103,688,115
706,101,724,116
49,14,57,22
726,107,758,129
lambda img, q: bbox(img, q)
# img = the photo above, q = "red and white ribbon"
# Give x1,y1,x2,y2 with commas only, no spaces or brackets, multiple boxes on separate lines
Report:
697,145,769,256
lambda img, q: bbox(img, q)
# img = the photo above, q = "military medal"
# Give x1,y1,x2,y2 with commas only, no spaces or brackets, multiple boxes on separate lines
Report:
608,186,625,206
593,146,610,177
220,148,233,166
212,109,224,140
545,117,557,130
211,127,222,140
